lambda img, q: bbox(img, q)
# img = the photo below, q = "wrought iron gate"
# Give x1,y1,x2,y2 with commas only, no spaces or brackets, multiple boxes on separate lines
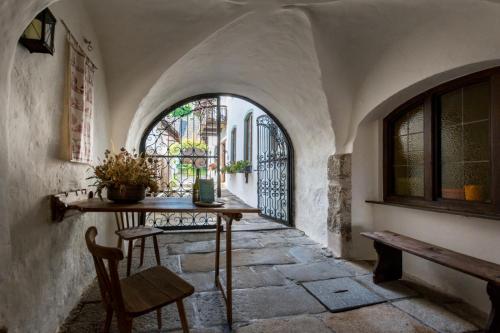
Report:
257,115,291,225
140,97,226,229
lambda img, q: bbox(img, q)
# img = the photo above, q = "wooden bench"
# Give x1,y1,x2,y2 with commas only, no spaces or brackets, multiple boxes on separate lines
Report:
361,231,500,333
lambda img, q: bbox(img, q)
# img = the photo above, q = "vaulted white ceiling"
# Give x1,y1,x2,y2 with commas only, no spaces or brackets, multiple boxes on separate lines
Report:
77,0,500,153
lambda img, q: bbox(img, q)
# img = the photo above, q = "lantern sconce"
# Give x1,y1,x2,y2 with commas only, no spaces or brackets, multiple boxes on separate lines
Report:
19,8,57,55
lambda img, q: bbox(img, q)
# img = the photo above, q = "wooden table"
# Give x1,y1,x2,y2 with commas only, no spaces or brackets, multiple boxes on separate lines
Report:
52,194,260,328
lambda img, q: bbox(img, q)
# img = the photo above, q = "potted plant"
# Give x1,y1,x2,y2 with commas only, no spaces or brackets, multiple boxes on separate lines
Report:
221,160,252,174
88,148,160,202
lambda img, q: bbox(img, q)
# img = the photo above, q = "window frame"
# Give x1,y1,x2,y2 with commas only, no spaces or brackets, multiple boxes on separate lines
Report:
383,67,500,217
230,126,237,163
244,112,253,163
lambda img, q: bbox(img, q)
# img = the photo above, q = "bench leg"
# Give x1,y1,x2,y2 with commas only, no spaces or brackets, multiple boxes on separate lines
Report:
373,241,402,284
486,282,500,333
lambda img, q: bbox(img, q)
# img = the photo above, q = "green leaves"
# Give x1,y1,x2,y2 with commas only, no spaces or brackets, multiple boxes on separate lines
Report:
221,160,251,173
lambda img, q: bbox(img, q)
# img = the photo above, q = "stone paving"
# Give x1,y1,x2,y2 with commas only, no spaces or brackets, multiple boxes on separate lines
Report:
60,215,487,333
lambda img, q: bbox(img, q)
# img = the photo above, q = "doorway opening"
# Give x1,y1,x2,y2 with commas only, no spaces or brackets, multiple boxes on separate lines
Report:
140,94,294,229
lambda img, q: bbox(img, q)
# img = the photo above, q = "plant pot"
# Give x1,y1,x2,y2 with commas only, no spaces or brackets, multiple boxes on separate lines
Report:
107,184,146,203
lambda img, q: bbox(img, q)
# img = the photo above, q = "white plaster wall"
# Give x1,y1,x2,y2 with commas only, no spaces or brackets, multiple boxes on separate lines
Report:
224,96,266,209
352,118,500,313
350,121,378,260
2,1,114,332
126,10,334,245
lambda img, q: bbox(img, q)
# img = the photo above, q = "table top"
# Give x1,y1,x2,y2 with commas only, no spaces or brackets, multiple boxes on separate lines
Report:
68,197,260,214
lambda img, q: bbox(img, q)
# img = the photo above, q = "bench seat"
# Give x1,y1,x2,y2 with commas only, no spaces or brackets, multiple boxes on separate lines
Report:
361,230,500,333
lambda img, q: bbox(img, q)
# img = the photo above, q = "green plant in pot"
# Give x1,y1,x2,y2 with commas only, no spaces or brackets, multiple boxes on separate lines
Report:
221,160,251,174
89,148,160,202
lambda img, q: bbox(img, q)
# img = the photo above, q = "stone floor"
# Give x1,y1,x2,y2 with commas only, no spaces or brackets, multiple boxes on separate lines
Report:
60,215,487,333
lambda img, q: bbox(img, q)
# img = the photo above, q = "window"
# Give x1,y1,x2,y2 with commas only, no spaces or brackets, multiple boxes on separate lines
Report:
230,127,237,163
244,112,253,163
384,68,500,217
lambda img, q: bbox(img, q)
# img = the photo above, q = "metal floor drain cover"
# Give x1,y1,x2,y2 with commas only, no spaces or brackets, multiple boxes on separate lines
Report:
303,277,385,312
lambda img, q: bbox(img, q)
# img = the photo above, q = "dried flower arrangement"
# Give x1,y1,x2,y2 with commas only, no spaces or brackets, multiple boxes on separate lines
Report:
88,148,160,199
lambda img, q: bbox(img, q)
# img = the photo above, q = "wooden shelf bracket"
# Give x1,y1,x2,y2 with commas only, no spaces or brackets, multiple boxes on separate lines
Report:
51,188,93,222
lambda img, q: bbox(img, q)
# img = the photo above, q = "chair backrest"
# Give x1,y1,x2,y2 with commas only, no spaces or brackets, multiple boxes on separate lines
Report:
85,226,126,312
114,212,145,231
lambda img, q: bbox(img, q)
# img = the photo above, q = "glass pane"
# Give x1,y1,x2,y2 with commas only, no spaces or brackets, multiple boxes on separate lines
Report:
441,163,465,200
463,81,490,123
408,106,424,134
439,81,491,203
464,162,490,202
394,166,409,196
392,104,424,197
394,135,408,165
394,114,408,136
408,165,424,197
440,126,463,163
408,133,424,152
441,89,461,127
463,121,489,162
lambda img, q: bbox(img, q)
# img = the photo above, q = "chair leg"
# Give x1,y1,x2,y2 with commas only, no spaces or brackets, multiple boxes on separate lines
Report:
177,300,189,333
139,237,145,267
153,235,161,266
156,308,162,330
117,315,132,333
127,240,133,277
103,306,113,332
117,236,123,250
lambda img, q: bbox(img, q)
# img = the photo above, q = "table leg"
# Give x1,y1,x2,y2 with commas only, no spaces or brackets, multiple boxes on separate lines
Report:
215,215,222,284
225,216,233,327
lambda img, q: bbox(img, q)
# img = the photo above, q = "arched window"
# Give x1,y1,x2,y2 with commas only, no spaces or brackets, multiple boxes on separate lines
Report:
244,112,253,163
230,127,237,163
383,67,500,217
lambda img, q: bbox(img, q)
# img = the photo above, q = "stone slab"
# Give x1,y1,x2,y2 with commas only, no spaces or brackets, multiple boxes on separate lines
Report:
355,274,419,300
443,302,488,329
233,286,327,321
276,260,350,282
220,266,288,289
286,236,320,246
322,303,437,333
269,228,306,238
181,248,297,272
303,277,384,312
336,260,374,276
235,315,332,333
180,271,217,292
288,245,332,263
393,298,478,333
192,291,229,327
168,238,261,254
160,232,218,245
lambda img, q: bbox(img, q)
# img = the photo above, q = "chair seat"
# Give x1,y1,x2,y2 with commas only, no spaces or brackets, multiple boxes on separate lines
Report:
121,266,195,316
116,226,163,240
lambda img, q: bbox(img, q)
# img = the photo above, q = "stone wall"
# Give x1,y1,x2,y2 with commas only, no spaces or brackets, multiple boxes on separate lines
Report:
327,154,352,258
2,1,114,332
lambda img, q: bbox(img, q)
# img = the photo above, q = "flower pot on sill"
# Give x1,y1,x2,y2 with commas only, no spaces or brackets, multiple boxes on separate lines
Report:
107,184,146,203
237,166,253,173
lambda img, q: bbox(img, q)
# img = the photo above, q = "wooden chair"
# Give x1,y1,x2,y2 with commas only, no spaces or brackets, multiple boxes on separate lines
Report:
85,226,194,333
114,212,163,276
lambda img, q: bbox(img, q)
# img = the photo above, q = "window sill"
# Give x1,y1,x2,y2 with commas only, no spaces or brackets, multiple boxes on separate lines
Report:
366,199,500,221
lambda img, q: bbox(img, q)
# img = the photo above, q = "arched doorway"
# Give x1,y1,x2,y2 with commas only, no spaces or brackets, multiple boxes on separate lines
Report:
140,93,293,229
